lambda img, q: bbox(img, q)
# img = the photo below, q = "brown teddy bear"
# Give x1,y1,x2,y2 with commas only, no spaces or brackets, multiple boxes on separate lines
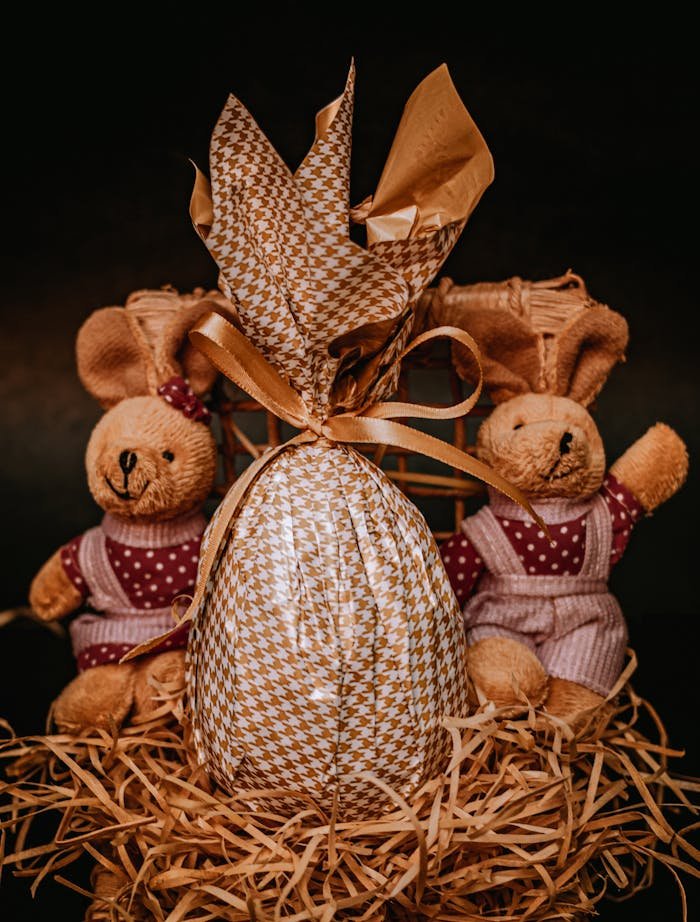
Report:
29,287,230,732
430,273,688,719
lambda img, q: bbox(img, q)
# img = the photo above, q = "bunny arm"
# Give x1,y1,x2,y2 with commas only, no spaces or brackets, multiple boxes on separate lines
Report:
609,423,688,513
29,549,84,621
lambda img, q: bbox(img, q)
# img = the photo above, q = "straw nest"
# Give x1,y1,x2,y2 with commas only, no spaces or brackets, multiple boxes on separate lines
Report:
1,653,698,922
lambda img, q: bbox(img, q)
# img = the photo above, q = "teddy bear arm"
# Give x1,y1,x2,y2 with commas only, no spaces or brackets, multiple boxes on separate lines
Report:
29,549,84,621
610,423,688,513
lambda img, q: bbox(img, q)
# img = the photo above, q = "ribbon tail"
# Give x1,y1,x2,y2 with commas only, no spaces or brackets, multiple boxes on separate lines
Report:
189,312,311,428
120,620,189,661
325,416,551,539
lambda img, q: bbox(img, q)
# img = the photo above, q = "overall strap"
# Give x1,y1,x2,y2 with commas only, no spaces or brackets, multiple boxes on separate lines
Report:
581,493,613,579
462,505,526,576
78,527,170,619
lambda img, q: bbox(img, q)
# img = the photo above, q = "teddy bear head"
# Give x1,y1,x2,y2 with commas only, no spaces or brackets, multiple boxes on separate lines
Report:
476,393,605,498
427,272,629,500
77,288,232,522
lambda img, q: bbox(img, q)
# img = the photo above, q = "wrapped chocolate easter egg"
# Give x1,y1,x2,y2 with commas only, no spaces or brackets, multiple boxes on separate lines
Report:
129,63,536,816
191,439,469,815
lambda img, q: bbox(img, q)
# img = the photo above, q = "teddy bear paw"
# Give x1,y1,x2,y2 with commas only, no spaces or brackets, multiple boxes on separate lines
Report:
53,664,136,733
468,636,548,708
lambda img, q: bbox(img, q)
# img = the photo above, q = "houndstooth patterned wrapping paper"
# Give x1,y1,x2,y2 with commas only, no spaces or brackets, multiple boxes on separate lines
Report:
189,442,470,816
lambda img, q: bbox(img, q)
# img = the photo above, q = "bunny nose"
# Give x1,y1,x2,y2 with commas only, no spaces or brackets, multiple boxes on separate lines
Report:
559,432,573,455
119,450,138,474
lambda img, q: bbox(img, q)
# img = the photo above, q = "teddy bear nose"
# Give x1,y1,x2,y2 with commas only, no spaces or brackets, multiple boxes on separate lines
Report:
119,450,138,474
559,432,573,455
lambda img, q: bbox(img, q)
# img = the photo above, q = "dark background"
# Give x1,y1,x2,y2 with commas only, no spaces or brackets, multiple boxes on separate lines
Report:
1,9,697,920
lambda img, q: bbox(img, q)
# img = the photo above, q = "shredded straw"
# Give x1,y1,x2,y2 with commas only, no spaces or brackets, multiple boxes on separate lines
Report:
1,652,698,921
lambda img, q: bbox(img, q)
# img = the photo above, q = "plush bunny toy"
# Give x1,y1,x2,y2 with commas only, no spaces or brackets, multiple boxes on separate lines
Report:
29,288,229,732
430,273,688,719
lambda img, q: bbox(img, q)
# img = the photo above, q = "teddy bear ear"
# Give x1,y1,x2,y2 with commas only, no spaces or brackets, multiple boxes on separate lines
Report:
426,282,541,403
451,308,542,403
76,307,154,407
155,293,237,396
550,305,629,407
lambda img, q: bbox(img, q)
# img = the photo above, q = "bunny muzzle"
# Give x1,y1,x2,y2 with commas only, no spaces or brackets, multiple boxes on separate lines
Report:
514,420,590,487
477,394,606,500
85,394,217,522
102,443,158,504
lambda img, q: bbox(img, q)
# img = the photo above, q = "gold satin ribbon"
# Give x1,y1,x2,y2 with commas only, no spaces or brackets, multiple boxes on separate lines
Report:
124,312,547,661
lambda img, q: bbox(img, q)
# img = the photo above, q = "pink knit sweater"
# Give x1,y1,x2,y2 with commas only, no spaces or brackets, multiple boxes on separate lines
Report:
62,511,204,671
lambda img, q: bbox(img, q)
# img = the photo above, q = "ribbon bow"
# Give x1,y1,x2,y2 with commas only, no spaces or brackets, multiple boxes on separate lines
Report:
124,312,547,662
157,376,212,425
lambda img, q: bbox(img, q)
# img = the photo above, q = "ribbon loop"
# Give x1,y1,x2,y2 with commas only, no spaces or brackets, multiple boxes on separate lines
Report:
193,312,486,427
361,325,483,421
189,313,313,430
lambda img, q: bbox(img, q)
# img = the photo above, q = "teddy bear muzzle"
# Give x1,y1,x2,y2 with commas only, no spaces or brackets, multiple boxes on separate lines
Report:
101,446,158,503
497,420,592,495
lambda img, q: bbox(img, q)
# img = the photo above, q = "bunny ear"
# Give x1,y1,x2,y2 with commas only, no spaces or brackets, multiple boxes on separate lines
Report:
77,290,237,407
155,295,235,396
452,309,542,403
427,284,542,403
550,305,629,406
76,307,154,407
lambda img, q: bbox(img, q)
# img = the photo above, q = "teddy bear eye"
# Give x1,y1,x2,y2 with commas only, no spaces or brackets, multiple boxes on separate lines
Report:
513,423,524,430
162,450,175,462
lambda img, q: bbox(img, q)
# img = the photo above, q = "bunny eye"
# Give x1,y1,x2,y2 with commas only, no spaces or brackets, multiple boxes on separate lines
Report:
513,423,524,430
162,450,175,462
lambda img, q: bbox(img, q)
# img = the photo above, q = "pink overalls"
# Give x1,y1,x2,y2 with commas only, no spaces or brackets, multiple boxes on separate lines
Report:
462,494,628,696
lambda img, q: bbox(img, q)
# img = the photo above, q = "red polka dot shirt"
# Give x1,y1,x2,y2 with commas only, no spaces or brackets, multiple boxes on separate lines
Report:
60,514,203,670
61,536,200,609
440,474,644,607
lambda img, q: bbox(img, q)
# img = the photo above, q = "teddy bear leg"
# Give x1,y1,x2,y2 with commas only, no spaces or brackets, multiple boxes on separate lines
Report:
545,677,605,721
53,664,137,733
132,650,186,717
86,864,129,921
468,636,548,707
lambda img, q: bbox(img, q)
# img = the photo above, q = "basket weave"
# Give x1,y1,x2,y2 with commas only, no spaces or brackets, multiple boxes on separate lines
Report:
436,270,598,333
